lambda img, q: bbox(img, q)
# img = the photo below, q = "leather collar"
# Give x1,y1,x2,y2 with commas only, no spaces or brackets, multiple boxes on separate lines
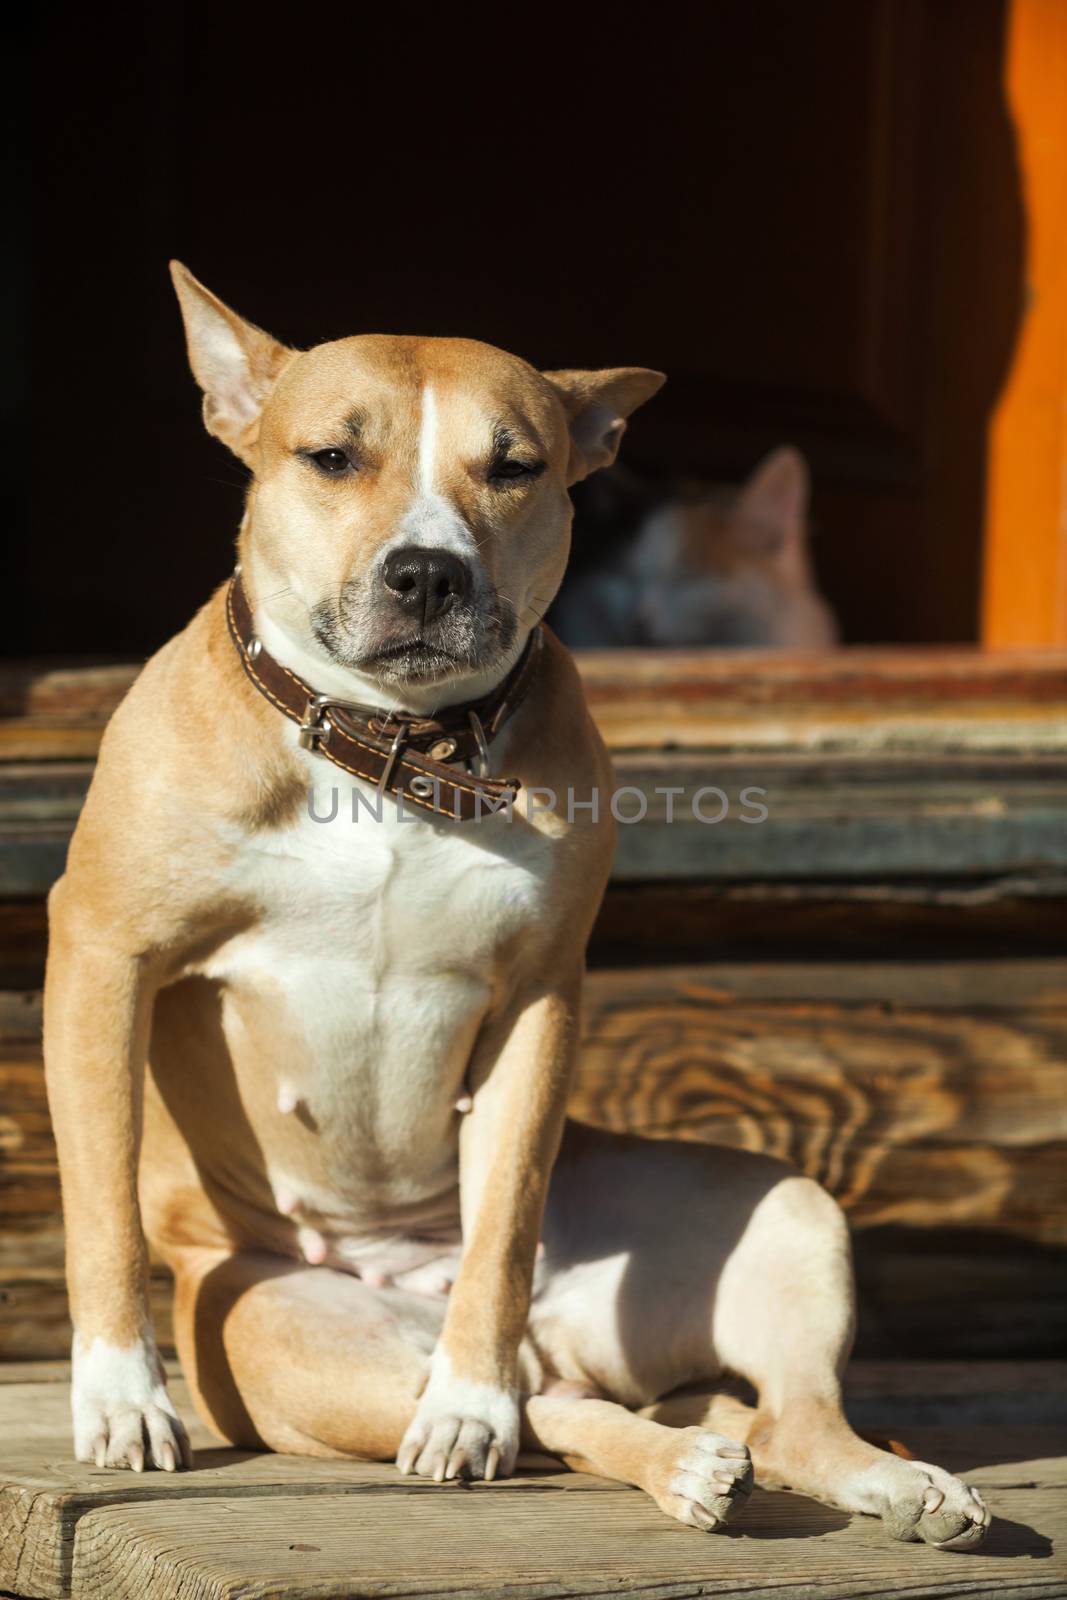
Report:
226,572,540,821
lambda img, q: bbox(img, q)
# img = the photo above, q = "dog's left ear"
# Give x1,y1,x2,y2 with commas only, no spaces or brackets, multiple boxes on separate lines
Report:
543,368,665,484
169,261,295,466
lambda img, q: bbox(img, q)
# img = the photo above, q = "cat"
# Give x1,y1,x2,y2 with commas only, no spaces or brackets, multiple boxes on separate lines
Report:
550,447,838,649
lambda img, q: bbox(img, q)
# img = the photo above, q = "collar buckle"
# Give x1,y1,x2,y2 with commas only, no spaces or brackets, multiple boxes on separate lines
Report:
298,693,376,751
298,695,332,750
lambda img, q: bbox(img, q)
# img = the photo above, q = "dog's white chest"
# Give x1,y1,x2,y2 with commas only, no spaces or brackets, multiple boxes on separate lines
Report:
194,770,550,1213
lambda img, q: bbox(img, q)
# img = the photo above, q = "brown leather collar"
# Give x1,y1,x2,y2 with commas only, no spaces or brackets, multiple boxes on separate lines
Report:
226,572,541,821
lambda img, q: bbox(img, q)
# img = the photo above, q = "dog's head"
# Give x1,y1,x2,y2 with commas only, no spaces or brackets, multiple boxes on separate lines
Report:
171,263,663,697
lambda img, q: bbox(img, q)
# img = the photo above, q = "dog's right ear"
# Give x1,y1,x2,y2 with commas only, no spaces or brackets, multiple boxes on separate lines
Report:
169,262,294,465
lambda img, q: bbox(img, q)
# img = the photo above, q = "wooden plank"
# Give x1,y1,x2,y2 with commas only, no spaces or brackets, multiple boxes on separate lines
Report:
606,752,1067,880
3,654,1066,898
0,1374,610,1600
578,648,1067,704
2,1369,1065,1597
4,649,1067,720
573,964,1067,1245
3,650,1067,762
0,1273,176,1364
6,752,1067,895
68,1470,1067,1600
6,1369,1056,1597
591,877,1067,958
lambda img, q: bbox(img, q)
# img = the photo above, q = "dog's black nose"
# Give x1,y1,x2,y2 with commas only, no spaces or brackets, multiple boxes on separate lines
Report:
382,547,470,622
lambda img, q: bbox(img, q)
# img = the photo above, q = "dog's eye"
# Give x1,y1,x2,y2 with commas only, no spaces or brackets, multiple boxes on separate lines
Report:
309,448,352,475
489,458,544,486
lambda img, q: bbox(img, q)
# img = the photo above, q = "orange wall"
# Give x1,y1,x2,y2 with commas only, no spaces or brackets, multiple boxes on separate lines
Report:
984,0,1067,645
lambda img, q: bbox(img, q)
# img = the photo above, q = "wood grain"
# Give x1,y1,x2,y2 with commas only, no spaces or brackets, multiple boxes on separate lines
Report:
3,649,1067,761
0,1372,611,1600
68,1474,1067,1600
6,750,1067,896
3,1368,1064,1599
3,653,1067,899
572,962,1067,1241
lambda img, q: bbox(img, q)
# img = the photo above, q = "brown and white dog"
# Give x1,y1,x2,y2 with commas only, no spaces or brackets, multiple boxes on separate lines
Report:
43,266,988,1549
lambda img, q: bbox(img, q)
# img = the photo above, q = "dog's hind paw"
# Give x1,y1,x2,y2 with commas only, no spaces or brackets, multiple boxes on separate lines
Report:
885,1460,991,1550
397,1353,519,1482
645,1425,753,1531
850,1456,991,1550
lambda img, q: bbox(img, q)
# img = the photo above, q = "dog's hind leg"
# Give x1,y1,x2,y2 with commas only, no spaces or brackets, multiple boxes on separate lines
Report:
170,1244,753,1528
522,1391,753,1532
688,1168,991,1551
171,1248,436,1460
536,1124,989,1550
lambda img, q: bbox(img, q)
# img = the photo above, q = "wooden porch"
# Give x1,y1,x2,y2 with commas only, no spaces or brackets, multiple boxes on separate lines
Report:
2,1359,1065,1600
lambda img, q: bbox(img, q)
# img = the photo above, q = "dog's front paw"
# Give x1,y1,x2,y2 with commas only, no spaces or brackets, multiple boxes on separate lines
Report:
72,1331,192,1471
397,1355,519,1482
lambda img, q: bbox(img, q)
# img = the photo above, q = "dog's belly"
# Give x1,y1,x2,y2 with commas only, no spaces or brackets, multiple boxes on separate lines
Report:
146,781,551,1264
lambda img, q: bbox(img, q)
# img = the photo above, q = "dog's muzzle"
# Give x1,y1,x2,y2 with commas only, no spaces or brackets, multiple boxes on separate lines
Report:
227,572,540,821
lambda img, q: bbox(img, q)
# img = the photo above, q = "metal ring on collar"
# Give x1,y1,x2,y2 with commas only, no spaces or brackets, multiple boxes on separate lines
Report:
468,710,491,777
378,722,410,795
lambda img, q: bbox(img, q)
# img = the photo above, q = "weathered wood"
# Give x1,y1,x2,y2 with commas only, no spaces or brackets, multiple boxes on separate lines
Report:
0,903,48,990
4,648,1067,729
573,963,1067,1241
2,1366,1064,1599
606,751,1067,880
68,1473,1067,1600
0,1373,610,1600
0,1274,176,1364
2,1373,1063,1600
6,751,1067,895
3,652,1067,897
592,877,1067,958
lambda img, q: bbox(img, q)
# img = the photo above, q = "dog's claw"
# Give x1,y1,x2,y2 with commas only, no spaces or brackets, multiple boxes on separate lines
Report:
653,1427,753,1533
879,1459,992,1549
682,1499,720,1532
396,1376,519,1484
128,1441,144,1473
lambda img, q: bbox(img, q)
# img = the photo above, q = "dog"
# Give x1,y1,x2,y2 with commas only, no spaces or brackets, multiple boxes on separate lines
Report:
551,450,838,649
42,264,988,1549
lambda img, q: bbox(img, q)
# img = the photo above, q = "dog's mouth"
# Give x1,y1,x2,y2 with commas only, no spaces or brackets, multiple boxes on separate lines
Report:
356,636,467,678
311,596,518,688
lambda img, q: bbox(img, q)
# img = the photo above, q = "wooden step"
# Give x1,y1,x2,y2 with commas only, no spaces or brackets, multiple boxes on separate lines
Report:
1,1364,1064,1600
